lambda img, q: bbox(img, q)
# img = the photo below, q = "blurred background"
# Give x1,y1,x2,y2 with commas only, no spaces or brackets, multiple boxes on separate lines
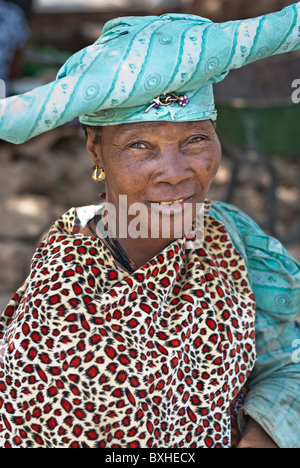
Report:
0,0,299,310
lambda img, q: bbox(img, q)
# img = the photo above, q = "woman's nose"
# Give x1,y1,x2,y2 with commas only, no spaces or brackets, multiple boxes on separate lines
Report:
154,150,192,185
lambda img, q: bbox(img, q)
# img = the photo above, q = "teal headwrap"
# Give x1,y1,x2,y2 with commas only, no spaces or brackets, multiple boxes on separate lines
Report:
0,3,300,144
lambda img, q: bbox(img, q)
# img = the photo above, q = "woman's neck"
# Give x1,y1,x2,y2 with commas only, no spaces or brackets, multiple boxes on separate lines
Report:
117,235,176,269
81,221,177,271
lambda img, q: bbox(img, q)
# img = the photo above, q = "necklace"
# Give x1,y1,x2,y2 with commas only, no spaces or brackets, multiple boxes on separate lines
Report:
87,213,137,274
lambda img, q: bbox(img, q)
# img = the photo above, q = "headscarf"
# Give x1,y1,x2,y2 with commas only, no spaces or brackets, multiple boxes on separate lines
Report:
0,3,299,144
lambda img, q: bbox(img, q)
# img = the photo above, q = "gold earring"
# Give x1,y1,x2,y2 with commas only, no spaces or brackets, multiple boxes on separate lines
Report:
92,167,106,183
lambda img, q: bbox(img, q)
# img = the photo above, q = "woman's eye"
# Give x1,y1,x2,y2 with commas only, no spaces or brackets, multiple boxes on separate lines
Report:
129,142,147,149
188,136,205,144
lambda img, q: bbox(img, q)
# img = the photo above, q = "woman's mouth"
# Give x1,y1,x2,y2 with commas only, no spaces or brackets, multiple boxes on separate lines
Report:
151,196,194,214
159,198,185,206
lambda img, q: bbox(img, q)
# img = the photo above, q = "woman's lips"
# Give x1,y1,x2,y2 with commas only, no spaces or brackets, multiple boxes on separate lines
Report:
150,196,194,214
159,198,185,205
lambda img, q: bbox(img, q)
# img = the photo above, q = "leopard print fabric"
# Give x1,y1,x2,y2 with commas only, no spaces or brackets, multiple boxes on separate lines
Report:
0,202,256,448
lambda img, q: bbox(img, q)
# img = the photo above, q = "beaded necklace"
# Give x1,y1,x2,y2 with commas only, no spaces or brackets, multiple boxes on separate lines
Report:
87,213,137,273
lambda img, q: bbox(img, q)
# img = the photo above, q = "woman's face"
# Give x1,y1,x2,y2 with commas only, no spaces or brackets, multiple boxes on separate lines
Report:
86,120,222,240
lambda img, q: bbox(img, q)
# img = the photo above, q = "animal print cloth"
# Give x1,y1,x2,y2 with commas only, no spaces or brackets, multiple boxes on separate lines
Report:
0,202,256,448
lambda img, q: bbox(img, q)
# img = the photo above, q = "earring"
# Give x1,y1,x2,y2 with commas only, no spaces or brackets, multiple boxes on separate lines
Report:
92,167,106,183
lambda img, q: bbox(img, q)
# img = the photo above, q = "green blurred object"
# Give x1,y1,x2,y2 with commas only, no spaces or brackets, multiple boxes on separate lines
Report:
214,51,300,158
213,51,300,243
22,47,71,77
216,102,300,158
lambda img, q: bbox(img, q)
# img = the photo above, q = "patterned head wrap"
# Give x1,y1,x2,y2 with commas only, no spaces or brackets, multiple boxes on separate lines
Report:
0,2,300,144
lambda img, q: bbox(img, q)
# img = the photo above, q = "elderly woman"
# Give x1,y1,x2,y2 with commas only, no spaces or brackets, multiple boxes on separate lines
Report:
0,4,300,449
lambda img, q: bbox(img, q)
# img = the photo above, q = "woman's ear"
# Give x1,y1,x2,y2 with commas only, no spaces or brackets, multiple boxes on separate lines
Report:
86,127,103,167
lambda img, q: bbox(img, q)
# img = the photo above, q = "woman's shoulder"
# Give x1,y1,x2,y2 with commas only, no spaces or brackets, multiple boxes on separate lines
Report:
208,200,300,317
207,200,299,265
46,205,102,237
207,200,262,233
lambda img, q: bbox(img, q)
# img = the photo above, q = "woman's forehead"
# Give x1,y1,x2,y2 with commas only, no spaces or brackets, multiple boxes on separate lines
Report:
103,120,214,138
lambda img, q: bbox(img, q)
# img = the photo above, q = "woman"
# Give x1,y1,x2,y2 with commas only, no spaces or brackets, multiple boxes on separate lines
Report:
0,4,300,449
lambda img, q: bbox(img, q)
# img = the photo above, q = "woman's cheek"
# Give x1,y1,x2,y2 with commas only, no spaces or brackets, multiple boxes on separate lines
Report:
197,153,220,179
111,169,148,197
206,145,222,176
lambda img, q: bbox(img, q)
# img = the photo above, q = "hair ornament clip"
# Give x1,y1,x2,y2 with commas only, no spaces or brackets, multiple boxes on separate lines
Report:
145,93,189,113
